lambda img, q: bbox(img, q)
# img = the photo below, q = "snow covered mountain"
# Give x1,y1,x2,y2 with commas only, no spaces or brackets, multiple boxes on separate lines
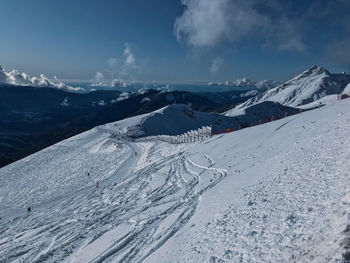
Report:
229,66,350,113
0,95,349,262
117,103,301,138
343,82,350,96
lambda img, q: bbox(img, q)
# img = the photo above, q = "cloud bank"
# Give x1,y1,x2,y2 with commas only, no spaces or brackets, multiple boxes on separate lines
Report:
174,0,305,52
0,65,83,91
90,71,129,88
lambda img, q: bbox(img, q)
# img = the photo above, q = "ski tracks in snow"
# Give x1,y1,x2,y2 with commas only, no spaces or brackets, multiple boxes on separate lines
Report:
0,138,227,262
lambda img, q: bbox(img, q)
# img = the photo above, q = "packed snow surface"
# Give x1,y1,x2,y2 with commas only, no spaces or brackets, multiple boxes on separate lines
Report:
1,99,350,262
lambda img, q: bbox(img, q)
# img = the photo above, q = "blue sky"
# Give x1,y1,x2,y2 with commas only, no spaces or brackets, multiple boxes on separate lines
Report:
1,0,350,83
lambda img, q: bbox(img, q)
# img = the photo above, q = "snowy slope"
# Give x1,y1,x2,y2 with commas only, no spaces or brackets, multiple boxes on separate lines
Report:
294,82,350,110
224,101,301,121
1,98,350,262
343,83,350,95
227,66,350,114
124,103,301,137
122,104,235,137
146,99,350,262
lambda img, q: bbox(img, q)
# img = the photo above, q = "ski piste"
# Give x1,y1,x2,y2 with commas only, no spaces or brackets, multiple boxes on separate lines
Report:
0,98,350,262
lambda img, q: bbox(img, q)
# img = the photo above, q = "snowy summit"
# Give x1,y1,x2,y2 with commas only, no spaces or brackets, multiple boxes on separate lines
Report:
232,66,350,109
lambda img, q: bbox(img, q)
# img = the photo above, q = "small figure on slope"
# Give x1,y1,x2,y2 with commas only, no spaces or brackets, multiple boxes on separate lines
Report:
27,206,31,215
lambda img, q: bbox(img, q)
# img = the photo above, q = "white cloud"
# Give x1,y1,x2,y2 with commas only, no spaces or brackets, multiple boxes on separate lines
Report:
90,72,107,86
210,57,224,73
0,65,83,91
174,0,305,52
111,78,129,88
175,0,268,47
91,42,138,87
90,71,129,88
157,84,172,93
94,72,104,82
124,43,136,67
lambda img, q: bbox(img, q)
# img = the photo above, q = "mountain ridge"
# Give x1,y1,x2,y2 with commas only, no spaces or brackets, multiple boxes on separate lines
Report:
229,66,350,112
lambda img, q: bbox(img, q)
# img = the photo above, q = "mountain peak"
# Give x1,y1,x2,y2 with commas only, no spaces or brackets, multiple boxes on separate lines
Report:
299,65,329,78
232,66,350,109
